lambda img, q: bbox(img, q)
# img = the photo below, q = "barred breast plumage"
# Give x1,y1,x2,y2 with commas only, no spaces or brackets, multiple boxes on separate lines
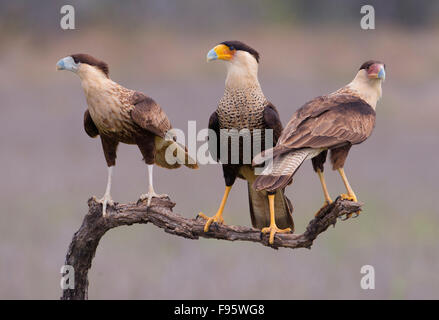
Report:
217,85,267,131
216,85,268,165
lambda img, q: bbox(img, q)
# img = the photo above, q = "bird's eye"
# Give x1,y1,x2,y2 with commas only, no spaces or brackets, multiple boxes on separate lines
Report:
229,46,235,51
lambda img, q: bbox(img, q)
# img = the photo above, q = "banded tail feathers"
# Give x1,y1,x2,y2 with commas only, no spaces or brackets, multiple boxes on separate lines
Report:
253,148,322,192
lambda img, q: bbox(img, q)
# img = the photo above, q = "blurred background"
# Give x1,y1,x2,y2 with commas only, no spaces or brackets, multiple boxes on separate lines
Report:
1,0,438,299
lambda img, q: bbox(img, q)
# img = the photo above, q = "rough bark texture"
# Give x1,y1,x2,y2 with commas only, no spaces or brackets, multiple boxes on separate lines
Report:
61,196,361,300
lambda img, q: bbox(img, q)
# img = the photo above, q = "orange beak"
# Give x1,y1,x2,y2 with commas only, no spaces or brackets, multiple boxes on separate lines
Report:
206,44,235,62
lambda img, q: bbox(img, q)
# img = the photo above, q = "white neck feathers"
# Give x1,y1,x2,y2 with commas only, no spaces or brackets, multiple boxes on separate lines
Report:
225,51,260,89
77,64,114,95
345,69,382,109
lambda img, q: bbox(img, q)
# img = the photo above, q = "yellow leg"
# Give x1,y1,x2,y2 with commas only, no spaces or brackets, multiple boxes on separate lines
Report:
338,168,360,219
315,169,333,216
199,186,231,232
317,169,332,204
338,168,358,202
261,194,292,244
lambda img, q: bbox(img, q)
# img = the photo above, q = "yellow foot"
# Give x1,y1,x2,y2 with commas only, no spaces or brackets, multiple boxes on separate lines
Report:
314,199,333,217
340,194,360,220
340,193,358,202
261,225,292,245
198,212,225,232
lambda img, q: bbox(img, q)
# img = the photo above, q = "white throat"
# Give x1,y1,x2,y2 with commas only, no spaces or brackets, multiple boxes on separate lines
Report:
225,51,260,89
77,64,113,95
345,69,382,109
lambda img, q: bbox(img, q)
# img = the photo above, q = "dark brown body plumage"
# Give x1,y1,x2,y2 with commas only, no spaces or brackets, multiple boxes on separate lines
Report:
254,94,376,192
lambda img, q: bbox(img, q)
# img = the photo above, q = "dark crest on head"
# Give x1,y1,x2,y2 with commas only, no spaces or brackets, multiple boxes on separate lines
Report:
71,53,109,77
359,60,386,71
221,41,260,63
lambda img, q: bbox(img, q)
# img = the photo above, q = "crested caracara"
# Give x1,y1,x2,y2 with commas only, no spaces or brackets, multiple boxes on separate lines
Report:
253,60,385,220
56,54,197,216
199,41,294,244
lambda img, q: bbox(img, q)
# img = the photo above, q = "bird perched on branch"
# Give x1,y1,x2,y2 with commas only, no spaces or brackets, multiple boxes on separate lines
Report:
253,60,385,222
199,41,294,243
56,54,198,216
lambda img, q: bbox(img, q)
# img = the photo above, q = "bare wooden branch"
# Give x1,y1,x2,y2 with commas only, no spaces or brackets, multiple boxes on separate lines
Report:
61,196,361,300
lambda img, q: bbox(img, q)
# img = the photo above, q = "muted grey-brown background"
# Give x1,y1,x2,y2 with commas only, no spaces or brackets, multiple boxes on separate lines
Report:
0,0,438,299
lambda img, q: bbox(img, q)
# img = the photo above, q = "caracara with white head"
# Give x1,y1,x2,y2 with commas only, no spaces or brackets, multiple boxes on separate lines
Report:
199,41,294,243
253,60,386,221
56,54,197,216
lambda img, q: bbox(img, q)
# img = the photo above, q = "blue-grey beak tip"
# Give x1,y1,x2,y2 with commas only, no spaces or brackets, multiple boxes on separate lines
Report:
206,49,218,62
56,59,65,70
378,68,386,80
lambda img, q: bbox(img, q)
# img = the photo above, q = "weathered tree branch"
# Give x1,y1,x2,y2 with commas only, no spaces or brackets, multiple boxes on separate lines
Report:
61,196,361,300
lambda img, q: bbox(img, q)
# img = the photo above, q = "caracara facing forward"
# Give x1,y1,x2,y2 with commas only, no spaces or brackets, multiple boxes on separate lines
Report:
254,61,385,219
199,41,294,243
56,54,197,216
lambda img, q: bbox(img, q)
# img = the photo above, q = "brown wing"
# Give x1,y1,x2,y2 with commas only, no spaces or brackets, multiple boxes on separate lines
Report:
277,95,376,153
250,103,283,166
208,111,220,162
279,95,334,138
84,110,99,138
263,102,283,144
130,91,171,137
